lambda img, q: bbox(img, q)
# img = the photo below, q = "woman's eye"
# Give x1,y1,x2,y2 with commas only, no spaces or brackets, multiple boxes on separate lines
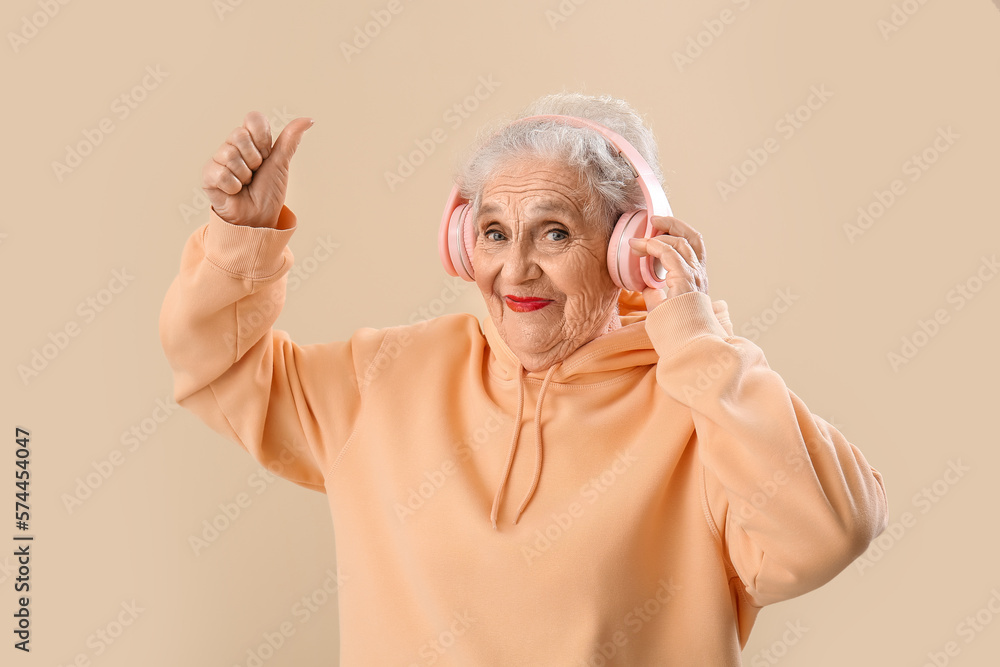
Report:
484,229,504,241
546,229,567,241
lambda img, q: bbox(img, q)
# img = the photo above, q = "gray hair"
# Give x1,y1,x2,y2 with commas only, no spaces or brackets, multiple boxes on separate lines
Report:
455,92,667,236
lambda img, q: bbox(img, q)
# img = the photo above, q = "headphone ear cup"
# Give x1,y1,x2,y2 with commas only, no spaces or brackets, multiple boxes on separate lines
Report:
461,205,476,280
447,203,476,282
607,210,667,293
607,210,646,292
439,202,459,277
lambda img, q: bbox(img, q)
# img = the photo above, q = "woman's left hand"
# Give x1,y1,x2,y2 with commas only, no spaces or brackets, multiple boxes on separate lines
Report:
627,215,710,313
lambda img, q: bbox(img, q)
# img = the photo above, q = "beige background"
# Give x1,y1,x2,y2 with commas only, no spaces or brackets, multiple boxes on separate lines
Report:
2,0,998,664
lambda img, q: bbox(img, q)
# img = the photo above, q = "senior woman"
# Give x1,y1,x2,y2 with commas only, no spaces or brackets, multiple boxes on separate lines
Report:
159,93,888,666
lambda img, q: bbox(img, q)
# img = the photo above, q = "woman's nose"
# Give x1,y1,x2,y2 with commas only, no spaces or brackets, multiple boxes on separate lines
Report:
502,240,543,282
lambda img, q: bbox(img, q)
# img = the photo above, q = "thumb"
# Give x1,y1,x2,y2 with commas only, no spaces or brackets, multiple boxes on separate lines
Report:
642,285,667,313
268,116,315,172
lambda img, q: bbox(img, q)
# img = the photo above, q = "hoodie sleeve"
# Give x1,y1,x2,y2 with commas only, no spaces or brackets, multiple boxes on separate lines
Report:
645,290,888,608
158,205,390,493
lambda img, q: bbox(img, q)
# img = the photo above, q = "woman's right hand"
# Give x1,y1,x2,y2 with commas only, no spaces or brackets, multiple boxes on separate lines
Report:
201,111,314,228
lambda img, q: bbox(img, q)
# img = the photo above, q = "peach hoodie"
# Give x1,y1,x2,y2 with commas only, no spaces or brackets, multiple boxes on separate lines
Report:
159,205,889,666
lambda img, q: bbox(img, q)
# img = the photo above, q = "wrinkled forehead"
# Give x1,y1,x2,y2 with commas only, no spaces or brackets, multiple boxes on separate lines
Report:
475,156,594,222
477,191,584,223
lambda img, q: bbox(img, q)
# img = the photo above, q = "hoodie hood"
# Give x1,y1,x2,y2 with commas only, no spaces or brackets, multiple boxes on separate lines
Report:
481,288,661,530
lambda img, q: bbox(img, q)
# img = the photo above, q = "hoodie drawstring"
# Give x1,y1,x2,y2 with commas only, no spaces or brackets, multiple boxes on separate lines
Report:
489,359,561,530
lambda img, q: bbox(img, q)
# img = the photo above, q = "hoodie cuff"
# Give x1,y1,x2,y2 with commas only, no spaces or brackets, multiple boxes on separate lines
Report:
645,291,731,360
203,205,297,279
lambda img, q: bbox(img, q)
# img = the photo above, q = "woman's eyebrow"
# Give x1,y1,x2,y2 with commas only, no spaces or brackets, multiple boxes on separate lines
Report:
526,200,576,219
476,203,501,231
476,199,579,229
478,202,502,218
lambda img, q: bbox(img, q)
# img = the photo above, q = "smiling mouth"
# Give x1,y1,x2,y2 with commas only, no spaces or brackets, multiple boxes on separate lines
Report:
504,296,553,312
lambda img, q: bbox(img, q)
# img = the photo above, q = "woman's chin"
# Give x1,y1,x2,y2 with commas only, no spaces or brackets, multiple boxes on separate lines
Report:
513,353,555,373
508,338,573,370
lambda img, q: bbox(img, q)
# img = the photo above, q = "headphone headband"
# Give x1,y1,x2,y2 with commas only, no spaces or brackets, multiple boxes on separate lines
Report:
514,114,672,220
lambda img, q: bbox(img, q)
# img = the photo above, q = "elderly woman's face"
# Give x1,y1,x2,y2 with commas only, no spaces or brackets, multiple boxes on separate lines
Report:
473,157,621,373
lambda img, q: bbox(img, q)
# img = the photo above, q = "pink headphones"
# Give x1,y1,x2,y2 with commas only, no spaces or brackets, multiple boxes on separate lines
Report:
438,114,670,293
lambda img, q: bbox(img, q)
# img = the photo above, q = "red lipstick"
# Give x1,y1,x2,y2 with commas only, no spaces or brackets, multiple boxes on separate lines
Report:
504,295,553,312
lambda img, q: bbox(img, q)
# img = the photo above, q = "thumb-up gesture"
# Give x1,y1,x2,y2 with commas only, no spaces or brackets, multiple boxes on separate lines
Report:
202,111,314,228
